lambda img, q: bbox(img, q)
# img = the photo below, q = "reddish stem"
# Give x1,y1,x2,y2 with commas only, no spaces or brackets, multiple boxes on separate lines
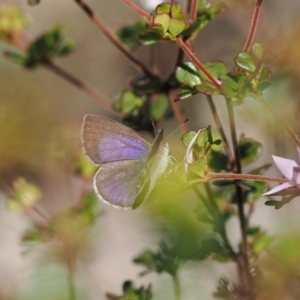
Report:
243,0,263,52
209,172,288,183
42,60,124,117
175,37,222,92
73,0,155,78
190,0,199,22
122,0,149,19
169,90,189,133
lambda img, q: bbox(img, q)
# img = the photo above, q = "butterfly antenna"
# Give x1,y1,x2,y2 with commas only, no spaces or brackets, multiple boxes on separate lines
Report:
165,118,190,141
150,118,157,135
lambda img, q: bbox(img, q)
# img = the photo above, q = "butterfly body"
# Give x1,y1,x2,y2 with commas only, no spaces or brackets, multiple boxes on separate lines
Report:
81,115,169,209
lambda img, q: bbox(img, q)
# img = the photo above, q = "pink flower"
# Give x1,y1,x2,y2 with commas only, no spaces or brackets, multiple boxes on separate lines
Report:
263,147,300,196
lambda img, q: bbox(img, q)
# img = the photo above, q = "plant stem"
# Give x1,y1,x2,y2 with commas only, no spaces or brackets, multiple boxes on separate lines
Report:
226,99,252,297
8,34,121,116
168,90,189,133
206,95,234,166
175,37,222,92
68,270,76,300
172,274,181,300
204,183,236,258
73,0,155,78
41,60,123,117
208,172,288,183
122,0,149,18
236,0,263,72
190,0,199,22
243,0,264,52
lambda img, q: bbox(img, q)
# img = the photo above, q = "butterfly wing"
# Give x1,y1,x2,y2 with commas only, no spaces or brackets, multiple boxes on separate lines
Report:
94,159,146,208
81,114,169,208
81,114,152,165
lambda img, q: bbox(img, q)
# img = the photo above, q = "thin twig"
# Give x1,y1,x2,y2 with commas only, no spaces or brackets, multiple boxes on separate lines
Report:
172,274,181,300
122,0,149,18
168,90,189,133
236,0,263,72
243,0,264,52
73,0,155,78
204,183,236,258
190,0,199,22
175,37,222,92
226,99,252,296
209,172,288,183
42,60,124,117
9,33,121,116
206,95,234,166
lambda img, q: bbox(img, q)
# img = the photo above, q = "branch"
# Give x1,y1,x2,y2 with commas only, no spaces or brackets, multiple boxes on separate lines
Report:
73,0,155,78
42,60,124,117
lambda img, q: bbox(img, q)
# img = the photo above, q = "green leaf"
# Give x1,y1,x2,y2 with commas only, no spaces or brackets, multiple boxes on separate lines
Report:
7,178,41,212
24,25,75,68
153,13,170,34
194,83,218,95
181,130,197,147
134,241,180,276
198,61,227,81
182,2,226,38
247,226,261,236
22,226,44,244
156,3,170,14
257,80,272,92
28,0,41,4
221,84,236,98
235,51,257,73
214,278,239,299
74,152,98,178
198,0,212,10
257,66,272,91
82,192,99,220
244,181,267,203
149,94,169,121
253,232,274,254
181,17,202,37
210,2,227,18
106,281,153,300
168,17,187,37
0,5,29,42
4,50,27,65
113,90,145,113
171,3,182,18
239,138,262,167
219,74,239,90
258,66,271,82
116,19,148,51
139,30,162,45
175,62,201,86
208,150,230,171
176,86,199,100
188,159,206,177
131,76,161,93
252,42,264,59
57,41,76,56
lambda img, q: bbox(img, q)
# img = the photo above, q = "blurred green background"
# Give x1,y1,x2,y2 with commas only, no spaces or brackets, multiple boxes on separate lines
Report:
1,0,300,299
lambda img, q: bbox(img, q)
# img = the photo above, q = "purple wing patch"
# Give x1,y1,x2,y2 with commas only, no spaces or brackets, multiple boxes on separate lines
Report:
99,134,149,162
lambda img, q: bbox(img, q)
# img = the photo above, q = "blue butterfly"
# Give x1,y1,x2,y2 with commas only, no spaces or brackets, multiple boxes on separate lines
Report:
81,115,170,209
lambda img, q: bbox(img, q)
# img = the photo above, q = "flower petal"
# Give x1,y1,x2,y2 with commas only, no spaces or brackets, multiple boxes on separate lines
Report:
297,147,300,163
263,182,296,196
272,155,298,181
292,166,300,184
